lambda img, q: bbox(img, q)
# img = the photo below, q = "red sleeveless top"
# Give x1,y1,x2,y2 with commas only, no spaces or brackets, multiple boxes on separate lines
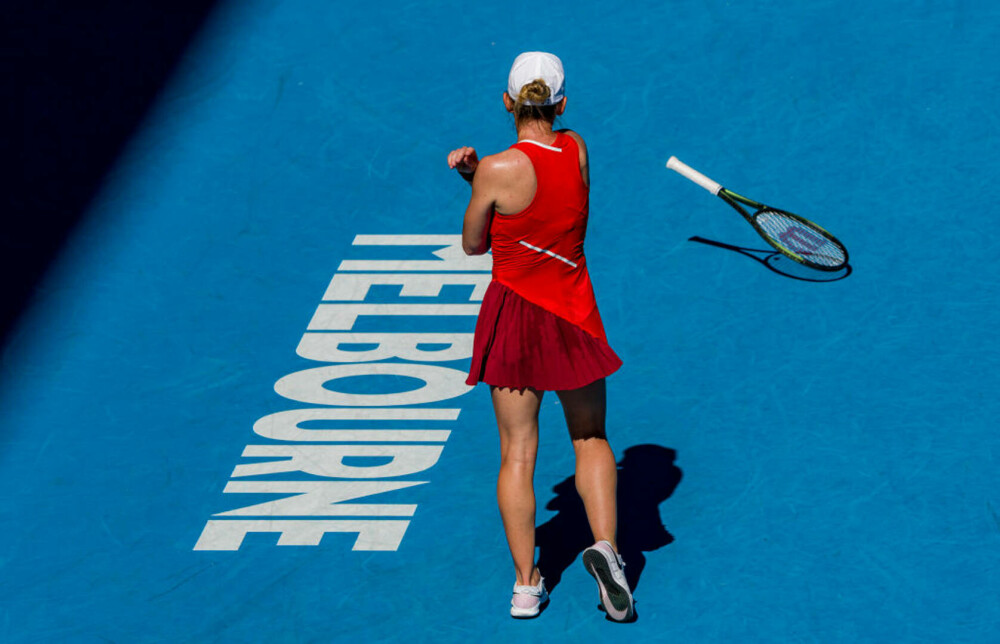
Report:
490,131,608,341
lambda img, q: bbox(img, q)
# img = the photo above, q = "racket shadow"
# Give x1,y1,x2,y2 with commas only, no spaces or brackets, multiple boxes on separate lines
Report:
689,236,852,282
535,444,681,596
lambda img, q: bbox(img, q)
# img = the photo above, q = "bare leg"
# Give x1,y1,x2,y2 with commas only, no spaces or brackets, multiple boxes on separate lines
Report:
556,378,618,550
492,385,543,586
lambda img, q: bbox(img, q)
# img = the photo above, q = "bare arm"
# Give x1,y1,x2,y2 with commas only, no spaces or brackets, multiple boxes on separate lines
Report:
461,158,498,255
449,145,531,255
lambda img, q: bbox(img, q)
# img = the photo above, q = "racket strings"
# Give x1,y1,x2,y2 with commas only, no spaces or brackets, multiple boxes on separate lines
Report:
755,210,846,268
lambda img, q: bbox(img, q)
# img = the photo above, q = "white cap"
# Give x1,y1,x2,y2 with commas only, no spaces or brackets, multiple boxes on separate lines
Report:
506,52,565,106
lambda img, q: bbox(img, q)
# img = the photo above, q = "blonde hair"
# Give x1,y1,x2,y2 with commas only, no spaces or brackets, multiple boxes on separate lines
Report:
512,78,558,129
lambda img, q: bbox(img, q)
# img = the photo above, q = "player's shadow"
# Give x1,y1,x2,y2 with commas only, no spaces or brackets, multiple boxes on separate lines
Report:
689,236,852,282
535,444,681,594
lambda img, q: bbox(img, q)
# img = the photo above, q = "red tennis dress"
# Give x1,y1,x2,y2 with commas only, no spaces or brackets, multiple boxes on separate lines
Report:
466,131,622,390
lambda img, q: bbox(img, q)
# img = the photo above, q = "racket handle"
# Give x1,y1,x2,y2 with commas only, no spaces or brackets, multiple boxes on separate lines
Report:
666,156,722,195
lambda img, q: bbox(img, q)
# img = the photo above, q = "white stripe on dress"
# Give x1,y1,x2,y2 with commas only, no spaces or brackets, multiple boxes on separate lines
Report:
518,240,578,268
519,139,563,152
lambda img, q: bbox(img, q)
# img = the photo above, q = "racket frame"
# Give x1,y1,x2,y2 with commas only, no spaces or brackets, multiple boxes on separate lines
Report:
667,157,849,271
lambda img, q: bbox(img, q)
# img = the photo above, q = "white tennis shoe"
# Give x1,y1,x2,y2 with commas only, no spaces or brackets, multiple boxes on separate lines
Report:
510,577,548,618
582,540,635,622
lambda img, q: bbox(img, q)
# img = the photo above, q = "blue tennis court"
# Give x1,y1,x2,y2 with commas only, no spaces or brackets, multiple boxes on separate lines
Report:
3,0,998,641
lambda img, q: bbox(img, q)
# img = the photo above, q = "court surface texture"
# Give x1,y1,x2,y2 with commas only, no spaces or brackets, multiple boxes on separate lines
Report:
2,1,998,642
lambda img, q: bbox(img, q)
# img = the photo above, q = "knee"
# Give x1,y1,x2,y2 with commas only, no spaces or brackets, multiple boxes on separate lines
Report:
499,431,538,467
572,435,613,458
501,445,537,469
568,423,607,442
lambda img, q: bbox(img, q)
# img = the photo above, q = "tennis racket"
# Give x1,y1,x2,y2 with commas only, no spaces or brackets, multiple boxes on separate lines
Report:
666,156,848,271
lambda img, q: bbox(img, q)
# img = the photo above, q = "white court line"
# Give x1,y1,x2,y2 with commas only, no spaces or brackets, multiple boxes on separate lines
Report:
519,240,578,268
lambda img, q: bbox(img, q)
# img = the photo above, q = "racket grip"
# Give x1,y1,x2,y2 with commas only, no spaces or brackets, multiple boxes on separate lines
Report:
666,156,722,195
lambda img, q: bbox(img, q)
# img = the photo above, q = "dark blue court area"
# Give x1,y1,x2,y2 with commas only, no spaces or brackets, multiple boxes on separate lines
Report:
3,1,998,641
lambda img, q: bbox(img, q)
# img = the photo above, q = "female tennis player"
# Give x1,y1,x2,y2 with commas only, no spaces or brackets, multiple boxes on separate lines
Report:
447,52,634,622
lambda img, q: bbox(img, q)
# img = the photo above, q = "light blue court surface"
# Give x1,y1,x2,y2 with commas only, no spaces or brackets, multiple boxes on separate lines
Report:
3,1,999,641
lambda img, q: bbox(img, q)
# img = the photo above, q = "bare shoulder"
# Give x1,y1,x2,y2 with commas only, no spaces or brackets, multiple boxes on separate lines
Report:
481,147,532,172
474,148,532,185
560,129,588,155
559,129,590,186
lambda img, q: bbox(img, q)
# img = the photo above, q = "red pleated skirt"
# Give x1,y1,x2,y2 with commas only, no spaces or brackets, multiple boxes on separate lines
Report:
466,280,622,391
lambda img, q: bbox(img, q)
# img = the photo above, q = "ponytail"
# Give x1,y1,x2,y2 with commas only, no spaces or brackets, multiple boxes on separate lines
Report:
512,78,559,129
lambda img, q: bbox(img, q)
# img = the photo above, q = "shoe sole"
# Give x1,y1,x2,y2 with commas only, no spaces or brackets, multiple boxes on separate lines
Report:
583,550,634,622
